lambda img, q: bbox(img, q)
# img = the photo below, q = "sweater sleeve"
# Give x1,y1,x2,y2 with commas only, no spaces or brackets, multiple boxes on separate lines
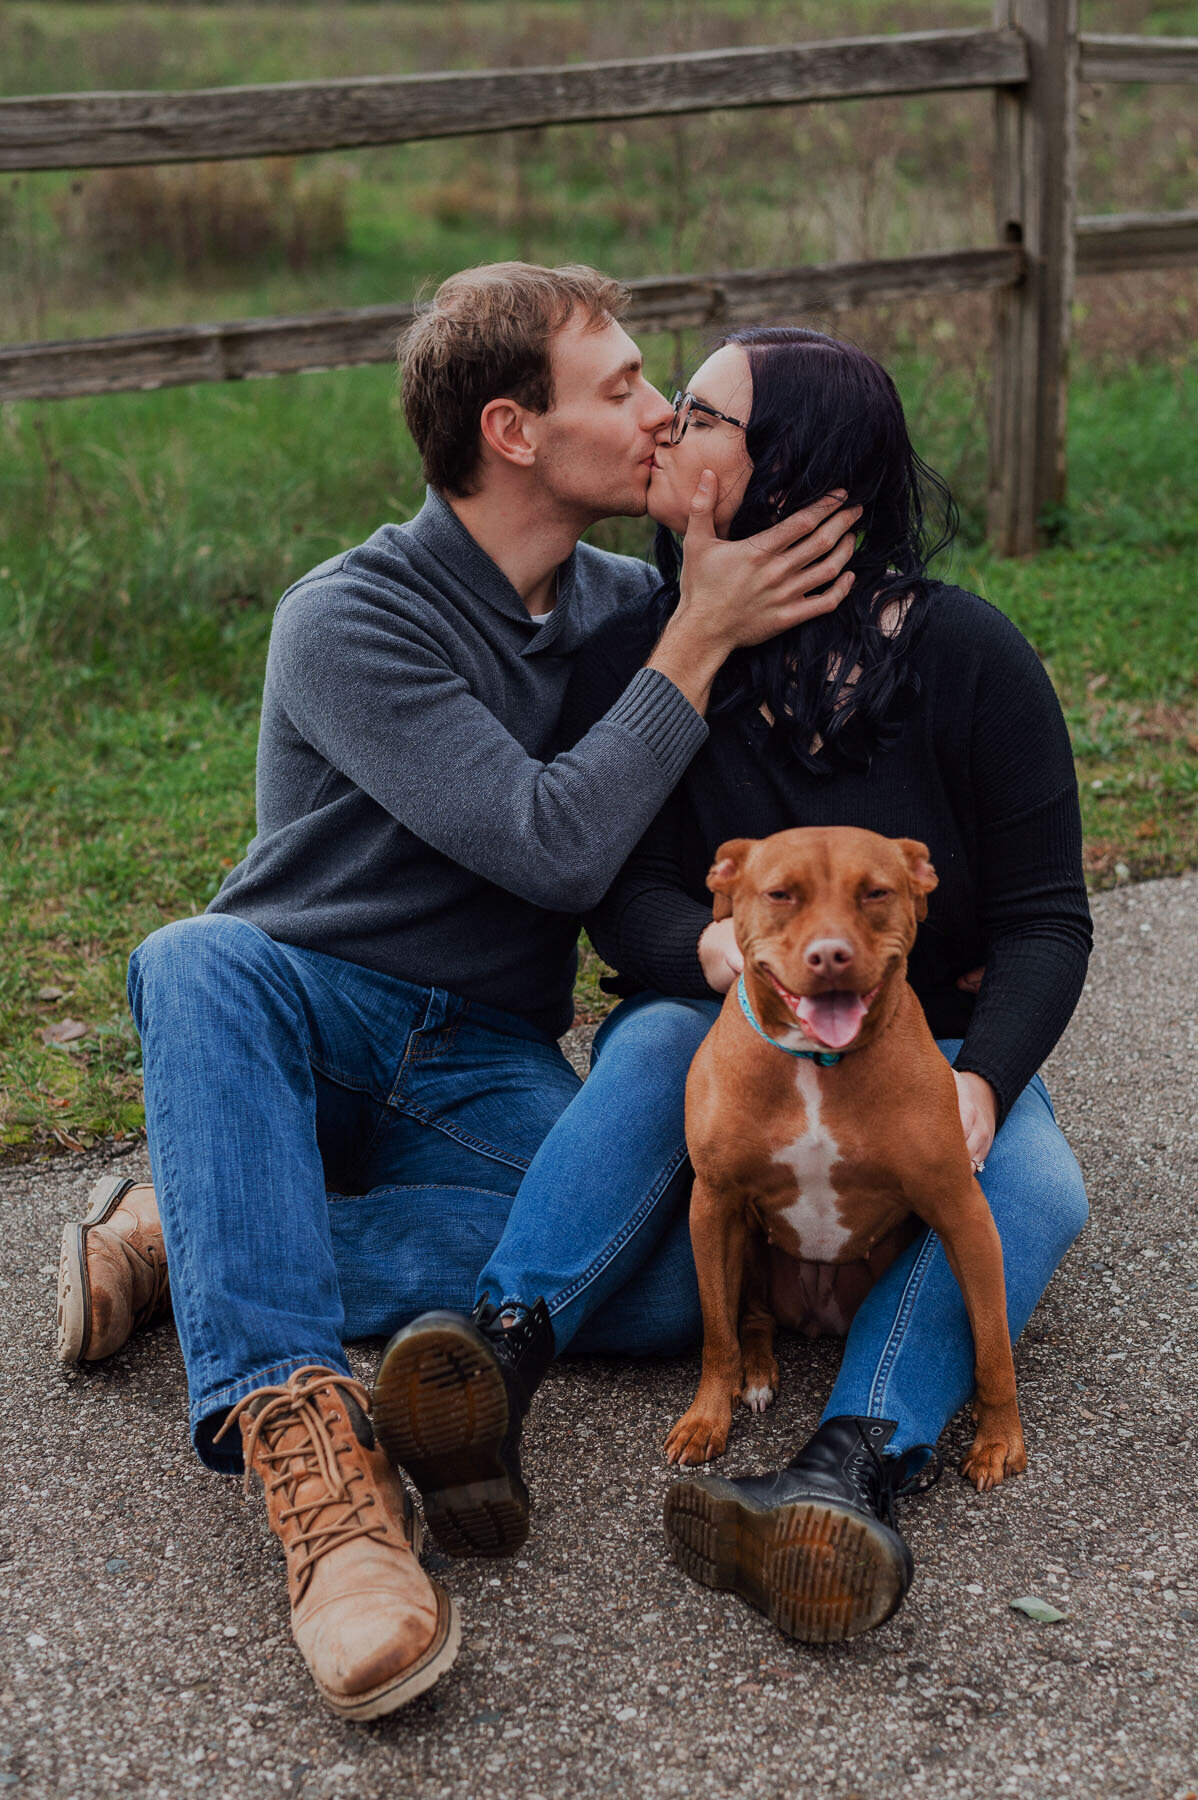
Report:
584,787,719,997
949,606,1092,1124
269,581,707,915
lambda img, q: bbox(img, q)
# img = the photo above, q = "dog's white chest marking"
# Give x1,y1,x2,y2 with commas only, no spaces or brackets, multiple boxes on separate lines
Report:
773,1060,852,1261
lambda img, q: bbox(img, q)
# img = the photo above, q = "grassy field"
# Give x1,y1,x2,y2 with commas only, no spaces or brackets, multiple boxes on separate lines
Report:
1,0,1195,1154
3,0,1195,348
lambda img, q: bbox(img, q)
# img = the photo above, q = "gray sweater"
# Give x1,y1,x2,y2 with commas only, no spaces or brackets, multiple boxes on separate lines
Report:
209,490,708,1036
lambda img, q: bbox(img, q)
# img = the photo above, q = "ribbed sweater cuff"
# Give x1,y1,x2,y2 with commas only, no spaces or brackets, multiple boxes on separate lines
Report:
604,667,708,785
617,892,717,999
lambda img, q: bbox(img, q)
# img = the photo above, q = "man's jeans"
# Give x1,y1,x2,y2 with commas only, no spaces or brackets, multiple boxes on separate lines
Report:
130,919,1087,1474
129,916,700,1471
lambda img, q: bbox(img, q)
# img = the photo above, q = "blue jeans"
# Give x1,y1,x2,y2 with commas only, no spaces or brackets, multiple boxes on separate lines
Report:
488,992,1089,1457
131,920,1086,1473
128,917,702,1473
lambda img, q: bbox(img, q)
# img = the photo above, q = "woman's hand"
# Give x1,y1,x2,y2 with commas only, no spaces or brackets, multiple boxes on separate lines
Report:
698,917,744,994
953,1069,997,1174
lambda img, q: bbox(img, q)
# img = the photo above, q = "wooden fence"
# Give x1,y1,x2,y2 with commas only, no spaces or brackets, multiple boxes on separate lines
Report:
1,3,1196,554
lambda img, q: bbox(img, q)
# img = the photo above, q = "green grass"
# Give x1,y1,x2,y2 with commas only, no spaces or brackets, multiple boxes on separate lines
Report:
1,353,1194,1154
1,0,1195,1152
4,0,1194,348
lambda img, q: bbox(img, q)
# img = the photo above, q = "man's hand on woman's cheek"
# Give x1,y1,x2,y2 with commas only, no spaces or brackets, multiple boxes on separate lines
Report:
677,474,862,653
646,477,860,715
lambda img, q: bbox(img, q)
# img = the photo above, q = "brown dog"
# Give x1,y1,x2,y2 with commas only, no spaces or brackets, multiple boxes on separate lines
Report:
666,825,1026,1492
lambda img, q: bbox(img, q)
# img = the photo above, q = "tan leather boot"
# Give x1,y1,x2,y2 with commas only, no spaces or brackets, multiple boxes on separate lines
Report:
57,1175,171,1364
218,1367,459,1719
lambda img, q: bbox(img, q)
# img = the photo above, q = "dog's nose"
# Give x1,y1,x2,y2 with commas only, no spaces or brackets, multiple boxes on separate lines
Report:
804,937,854,976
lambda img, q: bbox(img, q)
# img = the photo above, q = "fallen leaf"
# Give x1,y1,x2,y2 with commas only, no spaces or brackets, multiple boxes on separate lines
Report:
1082,840,1116,875
50,1126,86,1153
1010,1595,1068,1623
40,1018,89,1045
36,985,66,1002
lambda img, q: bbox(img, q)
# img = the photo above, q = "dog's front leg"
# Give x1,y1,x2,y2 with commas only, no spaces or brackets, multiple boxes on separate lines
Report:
739,1227,779,1413
664,1179,747,1467
936,1183,1027,1491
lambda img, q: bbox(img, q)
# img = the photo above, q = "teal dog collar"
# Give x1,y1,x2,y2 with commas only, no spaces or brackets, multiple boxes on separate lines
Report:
736,974,843,1065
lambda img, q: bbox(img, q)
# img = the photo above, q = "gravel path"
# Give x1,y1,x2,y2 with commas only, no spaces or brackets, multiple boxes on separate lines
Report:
4,874,1196,1800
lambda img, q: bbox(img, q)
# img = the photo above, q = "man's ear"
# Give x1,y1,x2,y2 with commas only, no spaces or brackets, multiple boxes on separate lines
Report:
478,396,537,470
707,838,755,920
895,838,938,921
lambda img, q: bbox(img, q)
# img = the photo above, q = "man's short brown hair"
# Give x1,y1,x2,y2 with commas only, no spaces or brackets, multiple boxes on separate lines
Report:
399,262,629,497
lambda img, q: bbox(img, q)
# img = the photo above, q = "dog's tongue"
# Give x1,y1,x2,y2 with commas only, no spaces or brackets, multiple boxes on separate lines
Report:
796,991,869,1050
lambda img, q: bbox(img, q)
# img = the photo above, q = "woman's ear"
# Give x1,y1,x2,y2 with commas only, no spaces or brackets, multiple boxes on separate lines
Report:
707,838,755,918
478,397,537,470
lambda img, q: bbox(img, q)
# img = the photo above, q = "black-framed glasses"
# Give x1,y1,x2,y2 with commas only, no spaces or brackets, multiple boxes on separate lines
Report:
668,389,747,445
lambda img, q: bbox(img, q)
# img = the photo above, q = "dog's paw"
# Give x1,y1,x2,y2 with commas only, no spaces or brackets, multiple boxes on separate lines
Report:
664,1408,730,1467
739,1349,778,1415
961,1414,1027,1491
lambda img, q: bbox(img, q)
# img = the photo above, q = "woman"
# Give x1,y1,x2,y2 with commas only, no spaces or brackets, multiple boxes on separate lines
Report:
383,328,1092,1641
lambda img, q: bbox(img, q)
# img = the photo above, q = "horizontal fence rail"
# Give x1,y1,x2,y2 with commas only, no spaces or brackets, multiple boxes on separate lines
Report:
0,248,1025,402
1079,34,1198,83
1,215,1193,406
1076,209,1198,273
1,23,1195,545
0,30,1030,170
3,30,1194,175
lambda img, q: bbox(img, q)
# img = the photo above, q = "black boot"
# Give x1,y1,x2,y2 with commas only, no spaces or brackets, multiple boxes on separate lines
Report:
663,1415,942,1642
371,1296,554,1558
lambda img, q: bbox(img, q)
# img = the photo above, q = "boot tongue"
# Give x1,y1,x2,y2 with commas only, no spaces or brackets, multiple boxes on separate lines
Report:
342,1392,376,1451
796,991,869,1049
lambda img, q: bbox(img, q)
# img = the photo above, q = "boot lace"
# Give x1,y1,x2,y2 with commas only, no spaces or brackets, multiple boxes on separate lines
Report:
857,1423,944,1530
215,1367,394,1600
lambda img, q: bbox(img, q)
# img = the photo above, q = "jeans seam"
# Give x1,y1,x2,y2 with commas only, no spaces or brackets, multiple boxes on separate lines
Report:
153,1052,221,1389
391,1101,534,1174
387,990,445,1106
546,1143,691,1317
865,1227,941,1419
309,1054,379,1096
327,1183,522,1201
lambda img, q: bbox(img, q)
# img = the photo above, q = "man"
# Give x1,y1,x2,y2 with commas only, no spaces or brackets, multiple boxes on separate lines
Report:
56,263,858,1719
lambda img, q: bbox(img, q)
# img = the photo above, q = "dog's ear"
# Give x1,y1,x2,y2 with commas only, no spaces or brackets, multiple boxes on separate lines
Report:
895,838,938,921
707,838,755,920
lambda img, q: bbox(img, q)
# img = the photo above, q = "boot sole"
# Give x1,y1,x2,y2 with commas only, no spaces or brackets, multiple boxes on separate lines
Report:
372,1315,529,1559
313,1580,462,1721
664,1477,908,1642
56,1175,139,1364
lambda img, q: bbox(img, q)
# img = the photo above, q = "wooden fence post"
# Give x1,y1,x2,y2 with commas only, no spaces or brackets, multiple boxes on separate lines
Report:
988,0,1079,556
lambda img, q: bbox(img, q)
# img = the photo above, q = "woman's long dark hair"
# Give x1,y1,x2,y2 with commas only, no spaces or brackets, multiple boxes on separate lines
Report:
653,326,958,771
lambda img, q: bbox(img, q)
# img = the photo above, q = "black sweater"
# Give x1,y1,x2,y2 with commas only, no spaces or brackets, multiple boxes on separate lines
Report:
571,584,1092,1127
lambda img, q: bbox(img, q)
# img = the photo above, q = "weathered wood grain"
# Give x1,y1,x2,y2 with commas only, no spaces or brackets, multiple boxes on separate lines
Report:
1077,210,1198,272
0,30,1027,171
989,0,1079,559
0,250,1023,402
1080,34,1198,84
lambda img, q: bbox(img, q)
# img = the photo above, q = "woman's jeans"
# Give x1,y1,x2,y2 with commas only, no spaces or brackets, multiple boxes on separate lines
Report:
129,916,1088,1473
